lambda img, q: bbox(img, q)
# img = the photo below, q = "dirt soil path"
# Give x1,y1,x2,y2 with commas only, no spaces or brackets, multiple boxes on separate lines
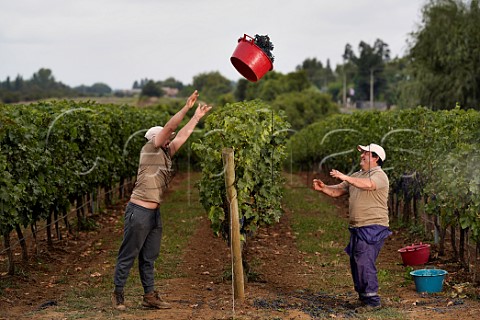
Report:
1,173,480,319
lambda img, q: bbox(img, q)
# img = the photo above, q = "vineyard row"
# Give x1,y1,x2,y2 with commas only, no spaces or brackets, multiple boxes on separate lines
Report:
0,101,172,273
287,106,480,269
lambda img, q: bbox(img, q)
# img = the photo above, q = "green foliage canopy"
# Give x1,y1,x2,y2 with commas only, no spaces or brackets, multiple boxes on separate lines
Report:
271,88,339,130
192,100,290,239
408,0,480,109
192,72,233,104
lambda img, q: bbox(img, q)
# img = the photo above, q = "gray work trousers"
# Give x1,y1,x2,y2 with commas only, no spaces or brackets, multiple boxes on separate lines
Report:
113,202,162,294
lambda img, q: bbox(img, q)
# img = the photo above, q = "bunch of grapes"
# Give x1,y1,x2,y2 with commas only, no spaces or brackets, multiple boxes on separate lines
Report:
254,34,275,63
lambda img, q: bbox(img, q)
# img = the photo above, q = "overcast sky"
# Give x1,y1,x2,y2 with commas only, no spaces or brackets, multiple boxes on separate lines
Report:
0,0,426,90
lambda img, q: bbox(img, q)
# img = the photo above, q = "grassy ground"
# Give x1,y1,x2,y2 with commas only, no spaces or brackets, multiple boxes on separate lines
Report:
282,174,351,289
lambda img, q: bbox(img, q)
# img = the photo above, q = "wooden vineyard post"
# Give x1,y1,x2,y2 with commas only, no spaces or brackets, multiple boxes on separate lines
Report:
222,148,245,304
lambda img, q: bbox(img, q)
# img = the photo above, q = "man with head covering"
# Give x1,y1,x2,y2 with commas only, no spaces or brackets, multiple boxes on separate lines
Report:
312,143,391,313
112,90,212,311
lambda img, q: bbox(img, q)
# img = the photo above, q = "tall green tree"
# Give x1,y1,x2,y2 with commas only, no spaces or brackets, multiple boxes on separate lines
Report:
296,58,335,91
343,39,391,102
383,57,412,107
408,0,480,109
31,68,55,89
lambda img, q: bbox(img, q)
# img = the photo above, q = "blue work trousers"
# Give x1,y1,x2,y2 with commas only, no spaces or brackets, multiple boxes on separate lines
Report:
344,225,391,306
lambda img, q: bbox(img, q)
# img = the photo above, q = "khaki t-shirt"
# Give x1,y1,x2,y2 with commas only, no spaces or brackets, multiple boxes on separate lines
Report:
339,166,389,227
130,141,173,204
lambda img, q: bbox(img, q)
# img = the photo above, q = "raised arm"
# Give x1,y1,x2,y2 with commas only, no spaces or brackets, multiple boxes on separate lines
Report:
152,90,199,148
168,103,212,157
330,169,377,191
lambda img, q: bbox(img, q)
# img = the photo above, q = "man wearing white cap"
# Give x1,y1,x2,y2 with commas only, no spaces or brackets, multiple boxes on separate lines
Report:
112,90,212,311
313,143,391,313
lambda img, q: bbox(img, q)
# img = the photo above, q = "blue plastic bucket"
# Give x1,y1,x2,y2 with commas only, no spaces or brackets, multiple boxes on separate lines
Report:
410,269,448,293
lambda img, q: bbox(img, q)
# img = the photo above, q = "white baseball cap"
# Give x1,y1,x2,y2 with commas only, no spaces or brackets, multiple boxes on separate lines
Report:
144,126,163,141
357,143,386,161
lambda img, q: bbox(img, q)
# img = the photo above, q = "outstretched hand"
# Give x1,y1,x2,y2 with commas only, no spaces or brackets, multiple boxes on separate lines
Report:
194,103,213,119
312,179,326,191
186,90,199,109
330,169,347,181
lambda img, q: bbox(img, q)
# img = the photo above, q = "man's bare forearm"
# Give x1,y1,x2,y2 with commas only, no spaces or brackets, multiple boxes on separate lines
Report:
321,185,347,197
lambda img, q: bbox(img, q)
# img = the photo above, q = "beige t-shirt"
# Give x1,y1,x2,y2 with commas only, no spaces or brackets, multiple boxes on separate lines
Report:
130,141,173,204
339,166,389,227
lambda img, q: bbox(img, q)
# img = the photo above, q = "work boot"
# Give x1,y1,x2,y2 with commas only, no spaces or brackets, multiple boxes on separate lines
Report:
346,298,365,309
111,291,126,311
142,291,171,309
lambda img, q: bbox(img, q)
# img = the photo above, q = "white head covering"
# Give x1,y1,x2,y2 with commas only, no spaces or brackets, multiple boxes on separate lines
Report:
144,126,163,141
357,143,386,161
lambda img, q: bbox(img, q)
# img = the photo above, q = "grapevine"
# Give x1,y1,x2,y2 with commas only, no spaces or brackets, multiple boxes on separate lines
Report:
192,100,289,240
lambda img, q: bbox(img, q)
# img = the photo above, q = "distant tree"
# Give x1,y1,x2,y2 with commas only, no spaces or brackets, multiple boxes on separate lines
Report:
324,59,335,88
192,71,232,104
343,39,390,101
178,84,195,98
0,69,76,102
90,83,112,96
241,71,285,101
408,0,480,109
297,58,324,88
230,70,339,129
234,78,249,101
257,78,285,101
272,88,339,130
240,71,312,102
74,83,112,96
161,77,184,90
133,78,150,89
296,58,335,91
327,81,342,103
14,75,24,91
3,77,12,90
382,57,413,107
284,71,311,92
74,85,89,95
141,80,164,97
31,68,55,89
